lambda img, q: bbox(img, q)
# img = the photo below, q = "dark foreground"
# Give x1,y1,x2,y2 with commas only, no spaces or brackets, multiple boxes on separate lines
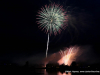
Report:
0,65,100,75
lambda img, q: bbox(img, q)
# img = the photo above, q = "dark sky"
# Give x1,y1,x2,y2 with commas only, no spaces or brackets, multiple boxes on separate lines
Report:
0,0,100,65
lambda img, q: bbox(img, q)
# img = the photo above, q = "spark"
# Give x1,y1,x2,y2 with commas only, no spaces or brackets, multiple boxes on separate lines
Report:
36,3,68,57
58,46,79,66
46,33,49,58
36,3,68,35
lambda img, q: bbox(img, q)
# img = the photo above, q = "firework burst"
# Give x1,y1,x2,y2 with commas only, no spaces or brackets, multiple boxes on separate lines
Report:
36,3,68,35
58,46,79,66
58,48,73,65
36,3,68,57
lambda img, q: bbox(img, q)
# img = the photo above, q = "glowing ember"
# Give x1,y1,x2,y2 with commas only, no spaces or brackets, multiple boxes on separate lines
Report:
58,46,79,66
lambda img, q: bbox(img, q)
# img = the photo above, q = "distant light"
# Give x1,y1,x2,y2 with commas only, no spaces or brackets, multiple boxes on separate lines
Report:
88,66,90,67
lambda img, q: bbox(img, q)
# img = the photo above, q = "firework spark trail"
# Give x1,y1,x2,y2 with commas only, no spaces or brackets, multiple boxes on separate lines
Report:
36,3,68,57
65,47,73,65
46,33,49,58
58,47,75,65
36,3,68,35
59,50,67,64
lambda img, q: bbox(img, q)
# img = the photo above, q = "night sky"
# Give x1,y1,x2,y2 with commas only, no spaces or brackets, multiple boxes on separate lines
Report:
0,0,100,65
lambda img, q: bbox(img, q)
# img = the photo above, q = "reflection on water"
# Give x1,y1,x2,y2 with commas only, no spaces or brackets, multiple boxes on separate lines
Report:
43,69,71,75
34,69,99,75
35,69,71,75
33,69,100,75
44,69,48,75
57,72,71,75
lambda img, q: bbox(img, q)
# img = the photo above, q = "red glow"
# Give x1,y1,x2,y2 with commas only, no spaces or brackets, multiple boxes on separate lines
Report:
57,72,71,75
58,46,79,66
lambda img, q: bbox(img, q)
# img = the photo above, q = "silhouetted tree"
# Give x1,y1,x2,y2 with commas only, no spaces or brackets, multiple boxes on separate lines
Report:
70,61,77,70
71,61,76,67
25,61,29,67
